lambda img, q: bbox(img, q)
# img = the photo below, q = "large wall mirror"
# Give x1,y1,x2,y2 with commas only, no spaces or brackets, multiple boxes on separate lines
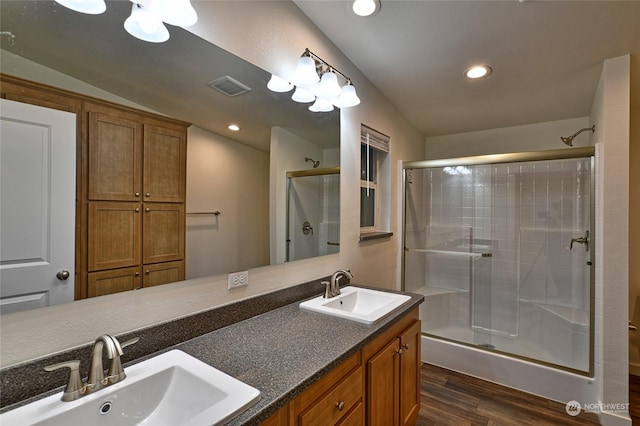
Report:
0,1,340,312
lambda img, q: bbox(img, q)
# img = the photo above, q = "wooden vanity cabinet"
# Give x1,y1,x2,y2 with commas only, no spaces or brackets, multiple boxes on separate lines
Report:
363,308,421,426
288,351,364,426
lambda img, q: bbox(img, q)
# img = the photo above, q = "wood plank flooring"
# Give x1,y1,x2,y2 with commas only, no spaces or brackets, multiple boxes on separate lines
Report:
630,374,640,425
416,363,601,425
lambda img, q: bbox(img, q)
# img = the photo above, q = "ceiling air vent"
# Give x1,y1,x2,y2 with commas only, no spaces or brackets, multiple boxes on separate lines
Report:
206,75,251,97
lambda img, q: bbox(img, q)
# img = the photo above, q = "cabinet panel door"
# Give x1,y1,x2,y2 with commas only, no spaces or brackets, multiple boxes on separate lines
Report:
88,202,141,271
143,260,184,287
143,125,186,203
399,321,421,426
143,203,185,264
367,338,400,426
88,112,142,201
88,266,141,297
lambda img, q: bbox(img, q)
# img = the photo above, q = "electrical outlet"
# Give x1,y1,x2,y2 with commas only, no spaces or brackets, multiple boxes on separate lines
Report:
228,270,248,289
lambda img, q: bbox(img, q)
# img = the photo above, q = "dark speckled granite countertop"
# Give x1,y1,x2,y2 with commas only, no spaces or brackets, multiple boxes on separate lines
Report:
0,284,423,425
173,287,423,425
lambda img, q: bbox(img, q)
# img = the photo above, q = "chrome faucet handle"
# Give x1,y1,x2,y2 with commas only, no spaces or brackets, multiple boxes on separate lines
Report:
44,360,85,402
107,337,140,384
322,281,331,298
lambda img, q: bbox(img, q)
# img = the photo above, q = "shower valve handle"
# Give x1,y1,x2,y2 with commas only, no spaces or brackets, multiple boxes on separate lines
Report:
570,230,590,252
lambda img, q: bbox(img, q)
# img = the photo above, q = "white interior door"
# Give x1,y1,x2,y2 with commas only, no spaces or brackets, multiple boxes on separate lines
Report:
0,99,76,313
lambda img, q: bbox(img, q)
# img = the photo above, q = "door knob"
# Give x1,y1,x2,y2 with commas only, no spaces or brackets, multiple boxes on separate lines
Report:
56,270,70,281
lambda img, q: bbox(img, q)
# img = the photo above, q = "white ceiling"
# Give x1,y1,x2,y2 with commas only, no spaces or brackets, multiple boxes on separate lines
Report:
294,0,640,137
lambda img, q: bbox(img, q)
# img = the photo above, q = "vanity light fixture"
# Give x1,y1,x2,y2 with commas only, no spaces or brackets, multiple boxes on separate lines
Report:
267,75,294,93
54,0,106,14
55,0,198,43
352,0,380,17
267,48,360,112
228,124,240,131
465,65,492,79
124,3,170,43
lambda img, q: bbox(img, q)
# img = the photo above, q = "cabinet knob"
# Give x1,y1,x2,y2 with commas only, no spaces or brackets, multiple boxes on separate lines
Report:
135,272,140,276
336,401,345,411
145,208,150,212
135,208,140,212
145,192,151,197
145,270,150,274
397,348,403,355
135,192,140,197
403,343,410,350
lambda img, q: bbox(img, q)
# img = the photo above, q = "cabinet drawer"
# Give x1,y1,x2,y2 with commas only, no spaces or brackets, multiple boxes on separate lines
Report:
142,260,184,287
88,266,141,297
338,401,363,426
297,367,363,426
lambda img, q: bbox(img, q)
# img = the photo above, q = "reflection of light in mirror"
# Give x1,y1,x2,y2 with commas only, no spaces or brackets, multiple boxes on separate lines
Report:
267,75,293,93
124,4,169,43
54,0,106,15
443,166,471,176
309,98,334,113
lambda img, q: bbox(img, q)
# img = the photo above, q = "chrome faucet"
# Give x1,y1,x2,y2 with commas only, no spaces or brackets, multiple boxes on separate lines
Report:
87,334,120,393
44,334,138,401
324,269,353,298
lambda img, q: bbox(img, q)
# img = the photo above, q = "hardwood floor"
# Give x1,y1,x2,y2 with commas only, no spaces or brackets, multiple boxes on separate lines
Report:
630,374,640,425
416,363,601,425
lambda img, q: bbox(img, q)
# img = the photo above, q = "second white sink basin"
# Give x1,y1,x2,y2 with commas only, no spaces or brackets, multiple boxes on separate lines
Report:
299,286,411,324
0,350,260,426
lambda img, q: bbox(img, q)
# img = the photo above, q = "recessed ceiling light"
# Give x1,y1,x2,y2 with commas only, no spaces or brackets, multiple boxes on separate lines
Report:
352,0,380,17
228,124,240,131
465,65,492,79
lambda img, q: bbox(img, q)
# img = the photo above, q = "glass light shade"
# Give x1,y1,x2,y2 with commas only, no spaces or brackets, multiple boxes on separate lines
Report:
309,98,334,113
124,3,170,43
292,56,320,86
148,0,197,27
334,83,361,108
291,86,316,103
352,0,378,17
267,75,293,92
315,71,342,99
55,0,106,14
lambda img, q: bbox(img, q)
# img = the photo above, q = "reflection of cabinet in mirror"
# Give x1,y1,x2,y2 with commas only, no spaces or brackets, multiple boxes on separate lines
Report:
0,74,189,300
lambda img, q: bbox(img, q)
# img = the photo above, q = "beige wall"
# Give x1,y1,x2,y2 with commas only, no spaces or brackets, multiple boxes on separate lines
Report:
186,125,270,278
0,1,424,367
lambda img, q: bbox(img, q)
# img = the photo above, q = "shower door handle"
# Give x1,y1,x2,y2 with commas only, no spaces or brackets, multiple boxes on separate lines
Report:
570,230,589,252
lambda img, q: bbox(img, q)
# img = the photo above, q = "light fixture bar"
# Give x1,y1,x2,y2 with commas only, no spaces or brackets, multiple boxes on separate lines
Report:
303,48,353,85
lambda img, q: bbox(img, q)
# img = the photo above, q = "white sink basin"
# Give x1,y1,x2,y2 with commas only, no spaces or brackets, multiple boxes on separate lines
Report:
299,286,411,324
0,350,260,426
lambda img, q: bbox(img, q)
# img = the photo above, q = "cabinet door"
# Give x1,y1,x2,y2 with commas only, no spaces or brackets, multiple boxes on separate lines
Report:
367,338,400,426
88,266,141,297
399,321,421,426
143,125,186,203
88,202,141,271
88,112,142,201
143,260,184,287
143,203,185,264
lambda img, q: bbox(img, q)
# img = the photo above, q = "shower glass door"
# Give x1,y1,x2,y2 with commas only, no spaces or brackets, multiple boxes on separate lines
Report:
403,150,594,374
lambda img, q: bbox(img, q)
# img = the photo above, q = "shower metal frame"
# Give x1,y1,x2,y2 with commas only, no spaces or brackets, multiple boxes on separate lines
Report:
285,167,340,262
401,146,596,377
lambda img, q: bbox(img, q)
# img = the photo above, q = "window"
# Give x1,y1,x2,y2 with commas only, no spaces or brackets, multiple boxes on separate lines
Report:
360,125,390,234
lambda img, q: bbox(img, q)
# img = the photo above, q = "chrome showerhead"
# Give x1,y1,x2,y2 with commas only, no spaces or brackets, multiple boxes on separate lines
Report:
305,157,320,168
561,125,595,147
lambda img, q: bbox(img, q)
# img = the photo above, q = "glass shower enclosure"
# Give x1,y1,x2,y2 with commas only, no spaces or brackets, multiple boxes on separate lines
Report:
286,168,340,262
402,148,594,374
